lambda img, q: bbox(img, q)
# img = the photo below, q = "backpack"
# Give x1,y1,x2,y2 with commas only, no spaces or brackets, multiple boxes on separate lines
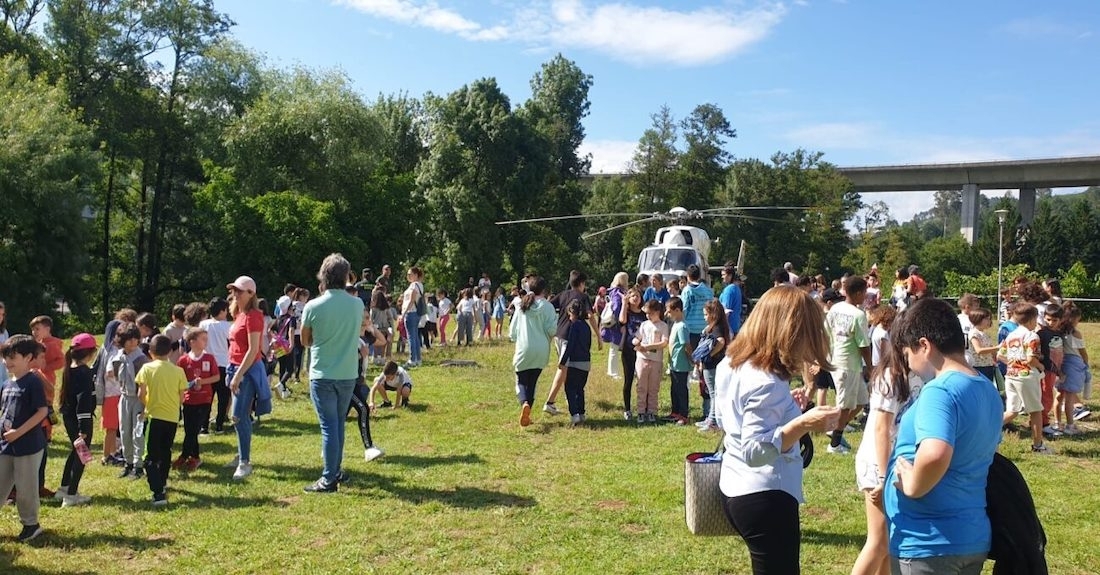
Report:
986,452,1048,575
599,295,617,328
414,283,427,316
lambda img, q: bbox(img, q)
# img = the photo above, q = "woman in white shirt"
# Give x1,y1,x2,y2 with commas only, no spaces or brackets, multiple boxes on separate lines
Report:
718,285,840,574
400,267,425,368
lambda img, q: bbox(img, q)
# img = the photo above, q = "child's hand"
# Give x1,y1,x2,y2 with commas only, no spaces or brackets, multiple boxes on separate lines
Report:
2,429,19,442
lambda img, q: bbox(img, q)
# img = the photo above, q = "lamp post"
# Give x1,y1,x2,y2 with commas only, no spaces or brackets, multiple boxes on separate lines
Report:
995,209,1009,320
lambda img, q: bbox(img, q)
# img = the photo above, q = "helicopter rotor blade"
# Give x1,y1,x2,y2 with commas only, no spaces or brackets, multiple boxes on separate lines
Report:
496,213,653,225
696,206,813,214
581,216,663,240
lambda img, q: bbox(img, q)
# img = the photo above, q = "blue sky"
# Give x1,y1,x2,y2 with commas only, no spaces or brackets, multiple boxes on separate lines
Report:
219,0,1100,221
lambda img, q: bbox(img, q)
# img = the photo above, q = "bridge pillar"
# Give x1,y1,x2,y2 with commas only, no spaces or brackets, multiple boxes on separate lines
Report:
960,183,981,244
1018,187,1036,226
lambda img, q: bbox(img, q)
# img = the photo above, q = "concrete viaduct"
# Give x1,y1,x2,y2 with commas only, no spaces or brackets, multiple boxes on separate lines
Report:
581,155,1100,244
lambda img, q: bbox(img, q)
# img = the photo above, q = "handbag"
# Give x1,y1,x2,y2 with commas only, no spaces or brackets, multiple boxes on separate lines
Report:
271,333,291,359
684,438,736,536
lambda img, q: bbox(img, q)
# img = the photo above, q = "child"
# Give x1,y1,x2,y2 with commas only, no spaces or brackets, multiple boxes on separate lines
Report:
1036,304,1064,436
666,297,692,425
956,293,980,335
965,308,999,384
1056,304,1088,434
695,299,731,431
176,328,219,471
136,335,188,507
370,361,414,410
199,298,231,433
57,333,99,507
493,287,507,339
868,305,897,371
806,288,845,411
110,322,149,478
95,318,125,465
436,290,452,347
135,312,159,355
0,335,49,541
351,314,385,462
825,276,873,455
997,303,1051,454
163,304,187,363
558,300,591,426
29,315,63,498
633,299,669,424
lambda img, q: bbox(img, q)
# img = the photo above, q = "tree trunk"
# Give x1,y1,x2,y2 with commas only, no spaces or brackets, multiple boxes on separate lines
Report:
102,148,116,324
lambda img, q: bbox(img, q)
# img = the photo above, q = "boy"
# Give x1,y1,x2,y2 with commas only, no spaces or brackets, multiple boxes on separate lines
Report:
1036,304,1064,436
825,276,873,454
110,322,149,478
370,361,414,409
633,299,669,424
176,328,219,471
199,298,232,433
29,316,63,497
0,335,49,542
666,297,692,425
997,302,1051,454
136,335,188,507
559,300,592,426
163,304,188,363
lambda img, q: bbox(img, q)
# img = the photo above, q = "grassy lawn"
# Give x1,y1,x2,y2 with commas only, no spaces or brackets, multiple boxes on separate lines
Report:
2,325,1099,574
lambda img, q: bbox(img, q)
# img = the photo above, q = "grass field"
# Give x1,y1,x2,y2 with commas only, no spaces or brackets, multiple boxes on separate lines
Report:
2,325,1099,574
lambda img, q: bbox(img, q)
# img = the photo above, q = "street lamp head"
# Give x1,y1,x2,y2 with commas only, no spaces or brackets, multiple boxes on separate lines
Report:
995,209,1009,224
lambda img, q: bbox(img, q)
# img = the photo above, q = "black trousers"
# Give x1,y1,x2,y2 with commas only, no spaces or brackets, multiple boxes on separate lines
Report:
723,490,801,575
212,366,229,431
181,404,209,458
346,381,374,449
670,370,690,417
620,345,638,411
515,369,542,405
61,413,93,494
291,335,304,377
563,367,589,416
144,418,177,497
277,353,295,388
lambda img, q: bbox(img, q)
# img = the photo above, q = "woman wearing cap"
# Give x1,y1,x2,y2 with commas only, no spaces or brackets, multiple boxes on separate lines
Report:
225,276,272,480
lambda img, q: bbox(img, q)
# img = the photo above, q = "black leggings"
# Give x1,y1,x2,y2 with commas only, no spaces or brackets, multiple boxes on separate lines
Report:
346,382,374,449
620,345,638,412
291,335,304,377
723,490,801,575
61,414,93,494
277,353,295,388
213,366,229,431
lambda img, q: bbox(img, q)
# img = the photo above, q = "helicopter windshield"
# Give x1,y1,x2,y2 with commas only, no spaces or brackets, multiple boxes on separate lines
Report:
638,247,701,273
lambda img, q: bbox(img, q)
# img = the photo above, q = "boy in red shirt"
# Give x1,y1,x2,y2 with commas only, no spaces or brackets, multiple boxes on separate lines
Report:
29,316,64,497
175,328,219,470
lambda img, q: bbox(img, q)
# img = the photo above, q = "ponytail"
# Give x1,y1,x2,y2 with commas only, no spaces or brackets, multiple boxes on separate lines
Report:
59,347,75,407
874,328,912,403
521,277,547,312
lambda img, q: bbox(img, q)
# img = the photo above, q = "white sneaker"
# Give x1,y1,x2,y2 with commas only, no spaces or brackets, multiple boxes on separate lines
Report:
543,403,560,415
365,447,385,462
1031,443,1054,455
279,387,290,400
54,486,69,501
232,462,252,480
827,443,851,454
570,414,582,426
1063,424,1082,436
224,455,240,468
61,494,91,507
623,411,632,421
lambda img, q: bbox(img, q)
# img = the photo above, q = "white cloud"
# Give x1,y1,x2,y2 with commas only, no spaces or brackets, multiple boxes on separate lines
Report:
580,138,637,173
336,0,787,66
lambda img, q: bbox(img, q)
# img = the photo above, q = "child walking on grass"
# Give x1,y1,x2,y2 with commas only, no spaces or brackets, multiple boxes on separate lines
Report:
558,300,591,426
176,328,219,471
0,335,49,542
633,299,669,424
136,335,188,507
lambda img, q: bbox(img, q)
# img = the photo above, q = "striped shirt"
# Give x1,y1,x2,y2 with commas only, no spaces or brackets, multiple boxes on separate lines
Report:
681,281,714,334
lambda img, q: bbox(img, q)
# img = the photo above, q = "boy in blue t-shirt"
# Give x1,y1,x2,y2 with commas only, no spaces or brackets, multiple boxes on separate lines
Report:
0,335,50,542
884,298,1003,574
666,297,692,425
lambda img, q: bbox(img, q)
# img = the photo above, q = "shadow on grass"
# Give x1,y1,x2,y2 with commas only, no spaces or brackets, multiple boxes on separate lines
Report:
1,531,165,573
801,529,865,547
1052,443,1100,458
380,453,484,467
76,489,289,511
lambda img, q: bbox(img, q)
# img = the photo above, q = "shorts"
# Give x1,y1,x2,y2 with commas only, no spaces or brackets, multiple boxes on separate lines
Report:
1005,373,1042,414
384,382,413,392
102,395,120,430
855,457,881,491
1058,355,1088,394
833,369,867,410
813,370,835,390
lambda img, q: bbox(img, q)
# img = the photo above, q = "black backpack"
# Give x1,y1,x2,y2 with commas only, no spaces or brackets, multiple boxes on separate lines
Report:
986,452,1048,575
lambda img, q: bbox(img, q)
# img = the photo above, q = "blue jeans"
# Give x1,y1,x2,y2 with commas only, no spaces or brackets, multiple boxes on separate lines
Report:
310,378,357,484
228,361,266,463
404,311,421,363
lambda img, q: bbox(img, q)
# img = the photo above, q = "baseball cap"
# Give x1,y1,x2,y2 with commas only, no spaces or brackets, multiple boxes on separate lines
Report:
227,275,257,293
71,333,97,351
821,288,844,304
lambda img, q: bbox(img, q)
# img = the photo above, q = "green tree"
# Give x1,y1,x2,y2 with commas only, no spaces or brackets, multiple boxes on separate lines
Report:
675,103,735,209
623,106,679,264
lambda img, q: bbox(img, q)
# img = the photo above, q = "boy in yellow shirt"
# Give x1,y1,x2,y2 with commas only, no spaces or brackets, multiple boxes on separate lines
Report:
136,335,188,507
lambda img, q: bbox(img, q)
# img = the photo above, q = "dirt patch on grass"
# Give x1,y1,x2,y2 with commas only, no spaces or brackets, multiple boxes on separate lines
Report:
595,500,627,511
621,523,649,534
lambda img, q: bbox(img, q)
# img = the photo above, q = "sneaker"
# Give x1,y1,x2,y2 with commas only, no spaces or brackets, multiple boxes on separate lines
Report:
1074,406,1091,421
580,413,586,423
646,413,657,423
838,436,852,450
171,456,187,470
152,493,168,507
697,418,714,428
520,403,533,427
1031,443,1054,455
118,465,133,479
543,403,560,416
186,457,202,471
623,411,633,421
61,494,91,508
38,487,55,499
54,486,69,501
336,470,350,484
17,524,43,543
1063,424,1082,436
303,479,337,493
380,401,393,409
365,447,385,462
130,468,144,481
698,424,720,434
1042,424,1059,436
225,455,240,469
279,387,290,400
636,414,645,424
232,463,252,480
827,443,852,454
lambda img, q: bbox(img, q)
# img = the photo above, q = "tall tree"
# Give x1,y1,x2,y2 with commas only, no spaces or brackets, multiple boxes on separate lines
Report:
675,103,735,209
623,106,679,264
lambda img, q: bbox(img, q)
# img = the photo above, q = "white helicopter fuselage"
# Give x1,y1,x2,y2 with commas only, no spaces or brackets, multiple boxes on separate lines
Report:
636,225,713,283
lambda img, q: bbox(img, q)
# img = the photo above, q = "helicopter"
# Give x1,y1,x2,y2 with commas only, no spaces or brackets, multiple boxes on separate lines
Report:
496,205,807,282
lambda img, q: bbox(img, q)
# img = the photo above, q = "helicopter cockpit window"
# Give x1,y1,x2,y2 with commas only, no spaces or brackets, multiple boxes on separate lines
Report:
638,248,700,272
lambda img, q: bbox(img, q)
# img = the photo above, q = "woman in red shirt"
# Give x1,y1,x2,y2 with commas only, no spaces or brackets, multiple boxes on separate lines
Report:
224,276,272,481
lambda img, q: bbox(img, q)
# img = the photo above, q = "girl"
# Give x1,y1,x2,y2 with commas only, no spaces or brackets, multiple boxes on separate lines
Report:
57,333,98,507
400,266,425,368
492,287,507,339
559,299,592,426
852,339,923,575
456,289,475,347
891,267,910,311
370,286,390,365
965,308,998,384
618,287,647,421
633,299,669,423
510,277,556,428
868,305,897,371
601,272,629,380
291,289,310,381
437,290,452,346
1055,303,1088,435
863,274,881,311
480,290,492,340
696,299,731,431
225,275,271,481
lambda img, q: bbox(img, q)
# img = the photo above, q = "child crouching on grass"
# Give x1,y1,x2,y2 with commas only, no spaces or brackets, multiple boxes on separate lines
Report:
559,300,591,426
176,328,219,471
370,361,413,409
136,335,188,507
0,335,49,542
